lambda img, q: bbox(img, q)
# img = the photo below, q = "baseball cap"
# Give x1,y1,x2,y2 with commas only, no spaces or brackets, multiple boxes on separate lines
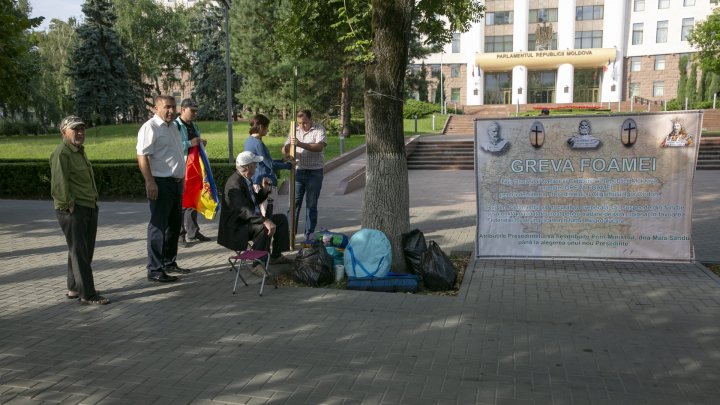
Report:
236,151,263,166
59,115,85,132
180,98,198,109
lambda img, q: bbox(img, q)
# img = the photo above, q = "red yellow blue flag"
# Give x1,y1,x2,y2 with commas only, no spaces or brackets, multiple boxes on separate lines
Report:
182,143,219,220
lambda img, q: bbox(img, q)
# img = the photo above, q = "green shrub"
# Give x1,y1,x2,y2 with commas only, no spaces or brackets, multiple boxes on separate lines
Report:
268,119,290,138
0,161,238,200
665,99,682,111
323,118,365,136
403,99,440,118
0,120,46,136
692,100,713,110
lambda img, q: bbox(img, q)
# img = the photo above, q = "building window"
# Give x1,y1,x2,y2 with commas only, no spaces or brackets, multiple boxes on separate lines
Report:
684,0,696,5
634,0,645,11
450,65,460,78
631,57,642,71
485,35,513,53
486,11,513,26
681,18,694,41
575,31,603,49
630,82,641,98
632,23,644,45
451,33,461,53
576,6,603,21
656,21,668,43
451,88,461,102
528,33,558,51
658,0,670,9
655,55,666,70
653,81,665,97
529,8,558,23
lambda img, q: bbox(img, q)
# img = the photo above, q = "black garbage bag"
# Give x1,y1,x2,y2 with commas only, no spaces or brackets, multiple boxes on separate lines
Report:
292,241,334,287
419,241,457,291
402,229,427,275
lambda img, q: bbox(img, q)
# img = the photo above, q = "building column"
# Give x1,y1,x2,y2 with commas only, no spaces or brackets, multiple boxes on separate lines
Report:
556,64,574,104
513,0,529,52
465,16,483,106
601,1,626,103
512,66,527,105
557,0,576,50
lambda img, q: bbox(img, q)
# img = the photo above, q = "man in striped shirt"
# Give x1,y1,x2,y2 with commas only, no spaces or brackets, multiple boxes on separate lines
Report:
282,109,327,242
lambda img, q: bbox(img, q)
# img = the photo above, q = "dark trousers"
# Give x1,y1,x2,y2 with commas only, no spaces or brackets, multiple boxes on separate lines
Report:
293,168,323,239
179,208,199,239
249,213,290,258
147,177,183,274
56,205,99,300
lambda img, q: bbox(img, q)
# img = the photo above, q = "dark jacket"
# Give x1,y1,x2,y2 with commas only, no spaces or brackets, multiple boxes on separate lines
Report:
217,171,269,252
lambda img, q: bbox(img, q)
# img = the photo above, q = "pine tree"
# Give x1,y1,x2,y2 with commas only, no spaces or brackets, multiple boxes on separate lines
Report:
687,63,698,104
191,2,239,120
230,0,339,117
67,0,134,125
418,62,429,103
676,55,688,104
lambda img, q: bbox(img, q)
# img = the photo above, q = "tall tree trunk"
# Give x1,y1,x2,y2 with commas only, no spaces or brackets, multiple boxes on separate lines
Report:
340,65,352,138
362,0,412,273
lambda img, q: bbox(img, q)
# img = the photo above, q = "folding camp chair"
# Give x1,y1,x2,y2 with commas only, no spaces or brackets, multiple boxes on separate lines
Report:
228,249,278,296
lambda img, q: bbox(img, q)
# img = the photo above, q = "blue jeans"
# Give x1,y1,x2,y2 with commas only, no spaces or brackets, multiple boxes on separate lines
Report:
293,169,323,239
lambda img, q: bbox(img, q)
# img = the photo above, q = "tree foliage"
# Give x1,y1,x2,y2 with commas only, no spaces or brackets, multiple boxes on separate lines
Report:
229,0,339,117
68,0,135,125
0,0,43,112
688,9,720,76
114,0,194,119
30,18,78,125
190,1,240,120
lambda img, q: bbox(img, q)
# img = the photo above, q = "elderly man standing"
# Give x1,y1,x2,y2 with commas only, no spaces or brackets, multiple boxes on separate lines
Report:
50,115,110,305
175,98,210,247
217,151,290,266
281,109,327,243
137,95,190,283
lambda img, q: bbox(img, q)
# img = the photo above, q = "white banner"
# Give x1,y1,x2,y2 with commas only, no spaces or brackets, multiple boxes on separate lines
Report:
475,112,701,261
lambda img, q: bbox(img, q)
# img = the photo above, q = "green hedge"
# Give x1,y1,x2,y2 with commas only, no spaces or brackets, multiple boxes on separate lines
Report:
0,161,237,200
403,99,440,118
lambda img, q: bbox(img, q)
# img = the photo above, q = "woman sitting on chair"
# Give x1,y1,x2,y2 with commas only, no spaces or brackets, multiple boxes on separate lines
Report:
217,151,291,265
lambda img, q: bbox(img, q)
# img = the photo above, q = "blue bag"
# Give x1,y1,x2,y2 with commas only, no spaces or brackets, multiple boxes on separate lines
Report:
346,273,420,293
344,229,392,278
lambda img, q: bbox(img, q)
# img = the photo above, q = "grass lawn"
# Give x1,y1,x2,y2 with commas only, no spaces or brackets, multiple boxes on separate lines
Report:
1,116,446,161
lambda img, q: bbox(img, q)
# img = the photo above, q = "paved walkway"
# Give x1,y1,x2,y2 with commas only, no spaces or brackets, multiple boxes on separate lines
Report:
0,141,719,404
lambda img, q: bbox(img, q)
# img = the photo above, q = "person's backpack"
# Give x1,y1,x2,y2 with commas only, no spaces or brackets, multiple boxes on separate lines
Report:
344,229,392,278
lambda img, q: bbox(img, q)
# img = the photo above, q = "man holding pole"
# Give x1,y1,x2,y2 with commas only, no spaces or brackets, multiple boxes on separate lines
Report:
282,109,326,243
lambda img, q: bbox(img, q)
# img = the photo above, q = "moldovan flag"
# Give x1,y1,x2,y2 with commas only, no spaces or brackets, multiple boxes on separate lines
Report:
182,143,219,220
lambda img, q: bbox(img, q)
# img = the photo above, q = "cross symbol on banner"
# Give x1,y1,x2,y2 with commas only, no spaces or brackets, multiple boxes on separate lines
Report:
531,125,543,146
623,121,637,145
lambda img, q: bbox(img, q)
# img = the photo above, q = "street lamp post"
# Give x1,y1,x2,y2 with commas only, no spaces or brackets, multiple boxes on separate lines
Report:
222,0,233,163
439,53,444,115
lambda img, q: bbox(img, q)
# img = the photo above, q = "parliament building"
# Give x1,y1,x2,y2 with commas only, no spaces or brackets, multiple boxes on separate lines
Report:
412,0,717,107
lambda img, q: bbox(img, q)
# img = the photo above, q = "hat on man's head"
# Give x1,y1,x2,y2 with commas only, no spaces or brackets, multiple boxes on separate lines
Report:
59,115,85,132
180,98,198,109
236,151,264,166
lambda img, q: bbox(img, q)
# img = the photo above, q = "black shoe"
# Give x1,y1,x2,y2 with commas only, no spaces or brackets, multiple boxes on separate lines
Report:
164,264,191,274
194,233,211,242
147,271,178,282
179,236,190,248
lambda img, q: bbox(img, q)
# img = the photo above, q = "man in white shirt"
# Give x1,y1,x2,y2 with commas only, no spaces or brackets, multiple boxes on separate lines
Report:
136,95,190,282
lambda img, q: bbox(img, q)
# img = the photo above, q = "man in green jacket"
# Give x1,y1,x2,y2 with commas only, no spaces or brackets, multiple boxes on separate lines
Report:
50,115,110,305
175,98,210,247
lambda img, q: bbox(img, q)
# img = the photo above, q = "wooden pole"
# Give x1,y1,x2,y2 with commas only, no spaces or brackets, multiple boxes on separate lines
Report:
289,121,296,249
289,66,298,249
